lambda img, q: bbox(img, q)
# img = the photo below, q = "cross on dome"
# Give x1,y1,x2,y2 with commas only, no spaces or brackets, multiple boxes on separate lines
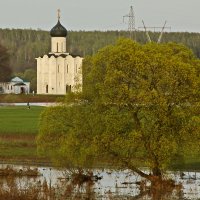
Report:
57,9,61,20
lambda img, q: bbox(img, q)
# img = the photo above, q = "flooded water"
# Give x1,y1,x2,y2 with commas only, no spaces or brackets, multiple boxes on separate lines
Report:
0,164,200,199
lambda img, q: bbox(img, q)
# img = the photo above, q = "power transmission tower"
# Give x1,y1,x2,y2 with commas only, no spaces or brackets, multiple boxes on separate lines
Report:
139,21,171,43
123,6,136,41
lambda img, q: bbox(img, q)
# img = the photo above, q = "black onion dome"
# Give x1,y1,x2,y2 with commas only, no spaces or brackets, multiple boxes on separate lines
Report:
50,20,67,37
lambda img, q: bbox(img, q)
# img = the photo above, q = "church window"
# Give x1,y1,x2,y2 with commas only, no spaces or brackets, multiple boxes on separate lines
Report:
61,43,63,52
66,85,68,93
11,86,12,90
8,86,9,90
46,85,48,93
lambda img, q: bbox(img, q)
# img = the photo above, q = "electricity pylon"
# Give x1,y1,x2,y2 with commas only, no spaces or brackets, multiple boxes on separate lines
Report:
123,6,136,41
139,20,171,43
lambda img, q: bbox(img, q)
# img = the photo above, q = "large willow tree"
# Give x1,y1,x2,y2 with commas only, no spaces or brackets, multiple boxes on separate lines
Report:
37,38,200,185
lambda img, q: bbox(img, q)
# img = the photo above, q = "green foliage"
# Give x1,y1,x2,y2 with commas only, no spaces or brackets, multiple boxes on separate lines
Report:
84,39,200,172
37,105,96,167
0,43,11,81
14,68,37,91
37,39,200,180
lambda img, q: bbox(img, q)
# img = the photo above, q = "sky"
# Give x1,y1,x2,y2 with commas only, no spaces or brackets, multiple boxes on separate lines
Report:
0,0,200,33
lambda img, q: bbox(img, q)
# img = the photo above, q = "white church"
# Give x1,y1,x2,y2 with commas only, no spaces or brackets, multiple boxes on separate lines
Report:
36,11,83,95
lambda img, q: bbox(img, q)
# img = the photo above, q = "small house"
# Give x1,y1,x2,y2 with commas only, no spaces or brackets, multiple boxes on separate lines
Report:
0,77,30,94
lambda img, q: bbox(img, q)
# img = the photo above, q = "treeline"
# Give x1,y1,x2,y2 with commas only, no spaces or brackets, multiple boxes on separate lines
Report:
1,28,200,73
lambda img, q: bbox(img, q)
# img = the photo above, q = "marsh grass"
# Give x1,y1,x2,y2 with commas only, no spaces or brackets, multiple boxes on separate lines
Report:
0,169,185,200
0,171,97,200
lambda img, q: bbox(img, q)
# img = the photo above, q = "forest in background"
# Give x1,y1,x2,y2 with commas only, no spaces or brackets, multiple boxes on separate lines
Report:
1,28,200,73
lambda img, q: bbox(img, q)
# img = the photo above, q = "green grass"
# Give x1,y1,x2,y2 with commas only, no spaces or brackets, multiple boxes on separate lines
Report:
0,106,45,163
0,106,44,135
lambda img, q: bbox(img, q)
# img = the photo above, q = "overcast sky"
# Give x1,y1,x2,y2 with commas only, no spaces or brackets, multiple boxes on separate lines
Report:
0,0,200,32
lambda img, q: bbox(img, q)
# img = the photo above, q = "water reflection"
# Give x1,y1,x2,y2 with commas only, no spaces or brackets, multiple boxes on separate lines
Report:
0,164,199,199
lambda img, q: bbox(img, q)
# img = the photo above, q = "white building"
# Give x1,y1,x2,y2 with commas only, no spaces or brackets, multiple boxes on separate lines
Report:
0,77,30,94
36,13,83,95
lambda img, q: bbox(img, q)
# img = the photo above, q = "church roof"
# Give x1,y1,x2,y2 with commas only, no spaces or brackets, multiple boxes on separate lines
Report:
13,82,26,86
50,20,67,37
39,53,81,58
11,77,24,83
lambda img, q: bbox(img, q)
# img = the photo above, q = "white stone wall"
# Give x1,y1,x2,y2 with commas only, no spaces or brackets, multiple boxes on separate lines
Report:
36,55,83,95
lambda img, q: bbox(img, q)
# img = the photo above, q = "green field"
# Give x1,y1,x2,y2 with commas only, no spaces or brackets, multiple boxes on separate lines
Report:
0,106,46,164
0,106,44,135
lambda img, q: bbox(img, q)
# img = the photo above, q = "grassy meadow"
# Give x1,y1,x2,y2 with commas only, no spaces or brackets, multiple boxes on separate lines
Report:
0,106,46,164
0,106,43,134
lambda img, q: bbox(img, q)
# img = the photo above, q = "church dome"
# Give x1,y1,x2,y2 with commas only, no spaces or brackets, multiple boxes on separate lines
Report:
50,20,67,37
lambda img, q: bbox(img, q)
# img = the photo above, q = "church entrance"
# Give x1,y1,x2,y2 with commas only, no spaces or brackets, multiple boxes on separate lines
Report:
66,85,71,93
20,87,25,94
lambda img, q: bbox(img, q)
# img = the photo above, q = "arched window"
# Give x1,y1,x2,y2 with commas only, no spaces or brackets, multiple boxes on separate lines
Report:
66,85,68,93
57,43,59,52
46,85,48,93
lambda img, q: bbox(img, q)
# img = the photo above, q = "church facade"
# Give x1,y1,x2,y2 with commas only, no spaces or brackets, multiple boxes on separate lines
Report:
36,14,83,95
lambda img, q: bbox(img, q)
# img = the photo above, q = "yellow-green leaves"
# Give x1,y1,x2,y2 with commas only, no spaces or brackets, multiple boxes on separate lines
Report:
81,38,200,172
